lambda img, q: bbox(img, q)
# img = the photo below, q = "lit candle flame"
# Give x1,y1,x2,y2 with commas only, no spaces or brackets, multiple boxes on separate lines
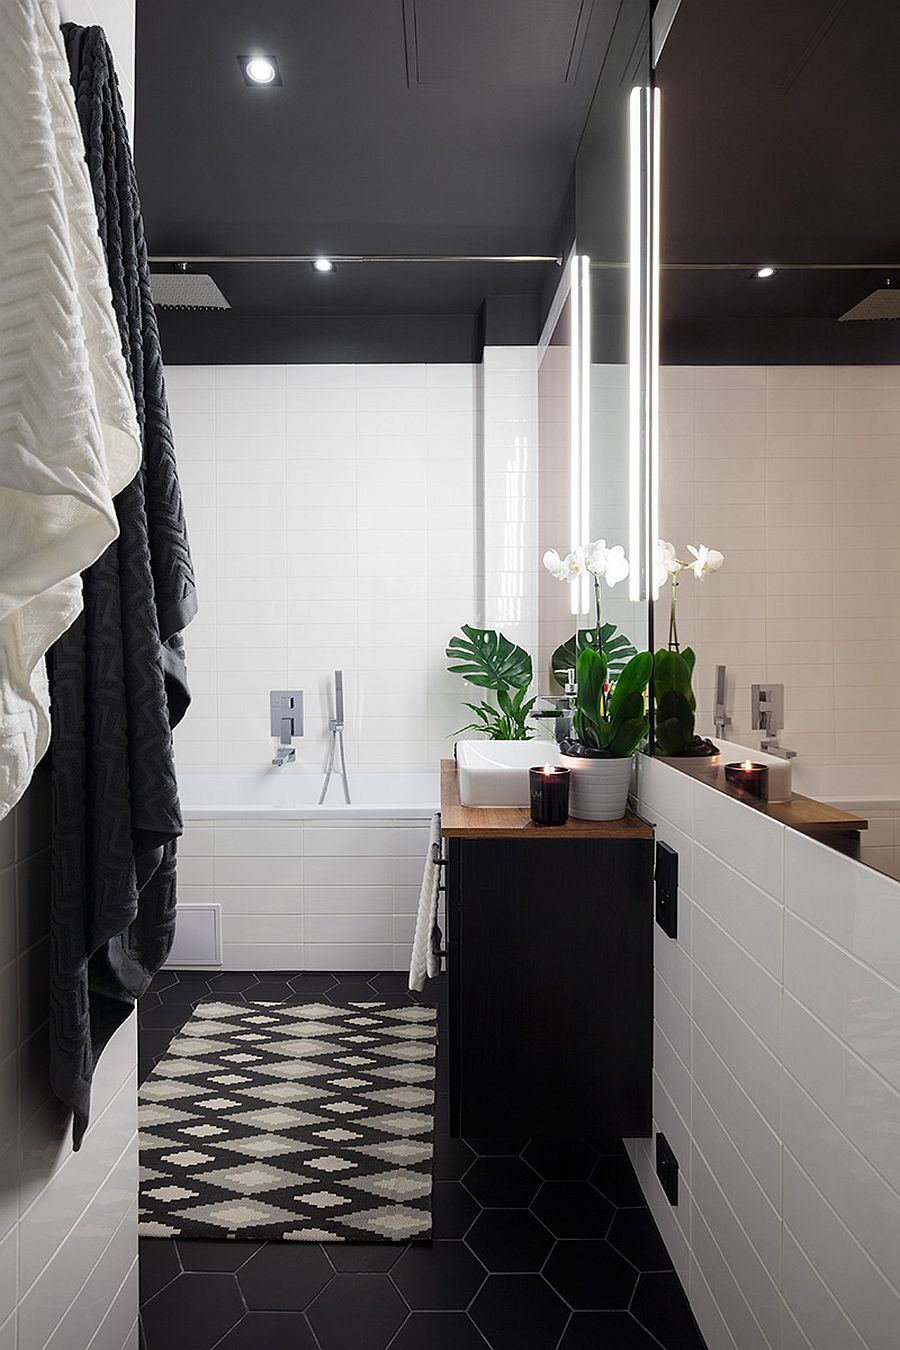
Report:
543,764,553,774
742,759,754,771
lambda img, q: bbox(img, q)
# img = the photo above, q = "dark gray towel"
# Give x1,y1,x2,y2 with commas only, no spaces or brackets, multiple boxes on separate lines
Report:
49,23,198,1147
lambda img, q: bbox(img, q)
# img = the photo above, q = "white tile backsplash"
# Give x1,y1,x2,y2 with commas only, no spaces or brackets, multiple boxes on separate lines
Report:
659,364,900,763
633,754,900,1350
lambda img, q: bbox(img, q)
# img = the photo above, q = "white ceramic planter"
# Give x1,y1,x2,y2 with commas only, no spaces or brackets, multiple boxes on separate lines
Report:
560,753,634,821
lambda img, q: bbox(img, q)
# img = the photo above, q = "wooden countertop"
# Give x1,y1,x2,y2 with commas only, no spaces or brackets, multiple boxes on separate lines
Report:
440,760,654,840
658,757,868,835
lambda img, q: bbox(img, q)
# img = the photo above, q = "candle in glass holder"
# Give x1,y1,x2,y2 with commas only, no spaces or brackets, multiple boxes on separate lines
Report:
529,764,570,825
724,759,769,802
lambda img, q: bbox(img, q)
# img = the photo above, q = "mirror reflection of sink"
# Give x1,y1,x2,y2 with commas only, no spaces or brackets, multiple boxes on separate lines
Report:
456,740,560,807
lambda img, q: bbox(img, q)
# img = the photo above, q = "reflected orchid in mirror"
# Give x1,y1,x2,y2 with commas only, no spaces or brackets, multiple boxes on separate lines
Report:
686,543,725,578
655,540,725,652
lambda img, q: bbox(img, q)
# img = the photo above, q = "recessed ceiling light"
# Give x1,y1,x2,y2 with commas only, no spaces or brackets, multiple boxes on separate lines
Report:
312,257,335,273
238,55,281,86
755,266,776,279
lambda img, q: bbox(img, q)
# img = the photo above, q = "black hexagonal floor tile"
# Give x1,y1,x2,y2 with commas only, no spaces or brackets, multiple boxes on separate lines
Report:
245,981,294,1002
237,1243,332,1310
141,1273,244,1350
530,1181,614,1239
392,1241,486,1310
464,1157,540,1208
176,1239,261,1272
307,1273,407,1350
523,1139,598,1181
207,972,260,993
432,1181,480,1238
543,1240,637,1310
389,1312,489,1349
288,973,338,993
590,1155,645,1207
213,1312,318,1349
465,1209,554,1273
433,1137,476,1182
470,1274,568,1350
327,1243,404,1273
147,970,179,993
464,1138,527,1156
139,990,162,1012
560,1311,665,1348
139,1002,200,1030
631,1272,707,1350
139,1239,180,1304
608,1208,675,1272
156,973,216,1003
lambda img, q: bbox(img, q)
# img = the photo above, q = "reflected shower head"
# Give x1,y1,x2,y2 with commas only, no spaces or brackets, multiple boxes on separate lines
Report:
839,284,900,321
149,271,230,310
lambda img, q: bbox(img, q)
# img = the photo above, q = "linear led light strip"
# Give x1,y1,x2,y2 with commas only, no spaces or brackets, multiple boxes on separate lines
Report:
628,85,661,604
568,252,593,616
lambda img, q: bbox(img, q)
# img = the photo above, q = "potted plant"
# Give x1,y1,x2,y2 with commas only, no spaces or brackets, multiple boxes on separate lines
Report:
445,624,536,740
542,540,651,818
654,541,724,759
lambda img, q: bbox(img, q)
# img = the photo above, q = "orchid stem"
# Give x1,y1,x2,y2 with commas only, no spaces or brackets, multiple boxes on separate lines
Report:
668,576,680,654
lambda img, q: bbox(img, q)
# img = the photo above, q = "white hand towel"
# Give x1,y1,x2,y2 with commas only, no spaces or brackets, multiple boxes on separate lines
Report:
0,0,141,818
409,813,443,993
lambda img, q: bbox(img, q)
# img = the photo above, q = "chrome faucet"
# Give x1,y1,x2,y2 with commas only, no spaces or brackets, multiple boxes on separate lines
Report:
713,664,731,740
270,690,303,767
751,683,797,760
531,668,577,744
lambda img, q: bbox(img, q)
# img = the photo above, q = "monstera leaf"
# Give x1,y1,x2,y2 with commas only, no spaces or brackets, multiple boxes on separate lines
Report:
446,624,533,692
551,625,638,691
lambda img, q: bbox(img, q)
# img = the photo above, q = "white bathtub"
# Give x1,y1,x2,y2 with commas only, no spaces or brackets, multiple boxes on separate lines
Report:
178,769,440,821
173,770,438,972
792,762,900,880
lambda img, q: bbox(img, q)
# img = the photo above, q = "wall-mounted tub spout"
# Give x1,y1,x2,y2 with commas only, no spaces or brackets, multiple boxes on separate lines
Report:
270,690,303,766
319,670,351,804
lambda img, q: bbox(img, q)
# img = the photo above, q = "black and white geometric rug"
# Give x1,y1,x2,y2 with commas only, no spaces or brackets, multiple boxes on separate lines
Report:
138,1000,437,1242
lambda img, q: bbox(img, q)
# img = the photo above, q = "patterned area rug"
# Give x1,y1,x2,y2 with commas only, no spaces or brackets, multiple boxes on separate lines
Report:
138,1000,437,1242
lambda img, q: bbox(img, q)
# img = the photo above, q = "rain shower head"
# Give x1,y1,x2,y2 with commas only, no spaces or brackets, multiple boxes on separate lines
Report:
149,271,230,310
839,284,900,321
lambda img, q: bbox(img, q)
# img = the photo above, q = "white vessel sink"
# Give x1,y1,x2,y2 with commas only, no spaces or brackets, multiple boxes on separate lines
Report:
667,737,793,802
456,740,560,807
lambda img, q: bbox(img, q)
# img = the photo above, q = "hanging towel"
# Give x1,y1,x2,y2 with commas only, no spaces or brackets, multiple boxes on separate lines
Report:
48,21,198,1147
0,0,141,820
409,814,443,992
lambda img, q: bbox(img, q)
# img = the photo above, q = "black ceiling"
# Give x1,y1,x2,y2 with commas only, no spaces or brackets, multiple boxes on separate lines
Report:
657,0,900,359
134,0,644,358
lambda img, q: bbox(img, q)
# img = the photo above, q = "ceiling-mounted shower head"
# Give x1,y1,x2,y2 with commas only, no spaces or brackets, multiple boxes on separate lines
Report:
839,280,900,321
150,265,230,310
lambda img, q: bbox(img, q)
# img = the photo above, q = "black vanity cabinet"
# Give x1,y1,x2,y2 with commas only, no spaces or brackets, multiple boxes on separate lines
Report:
441,763,654,1140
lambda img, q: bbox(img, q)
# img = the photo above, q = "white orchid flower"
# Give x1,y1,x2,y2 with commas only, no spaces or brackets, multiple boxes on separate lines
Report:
654,539,680,590
584,539,630,587
542,548,569,580
686,543,725,578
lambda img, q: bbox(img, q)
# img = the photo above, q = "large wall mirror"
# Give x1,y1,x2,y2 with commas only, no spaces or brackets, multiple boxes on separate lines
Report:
653,0,900,880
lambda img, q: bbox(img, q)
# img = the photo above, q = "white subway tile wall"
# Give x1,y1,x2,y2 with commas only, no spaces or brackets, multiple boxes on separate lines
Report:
168,362,489,775
632,754,900,1350
482,348,539,662
179,818,432,970
1,778,139,1350
657,364,900,762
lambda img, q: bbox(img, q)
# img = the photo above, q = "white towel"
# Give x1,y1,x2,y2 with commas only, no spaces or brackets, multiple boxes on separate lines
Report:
0,0,141,818
409,813,443,992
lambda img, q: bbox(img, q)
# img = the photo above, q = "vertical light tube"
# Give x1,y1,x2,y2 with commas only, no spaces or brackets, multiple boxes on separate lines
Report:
569,253,582,615
627,84,658,603
578,254,592,615
650,87,661,601
628,87,644,602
